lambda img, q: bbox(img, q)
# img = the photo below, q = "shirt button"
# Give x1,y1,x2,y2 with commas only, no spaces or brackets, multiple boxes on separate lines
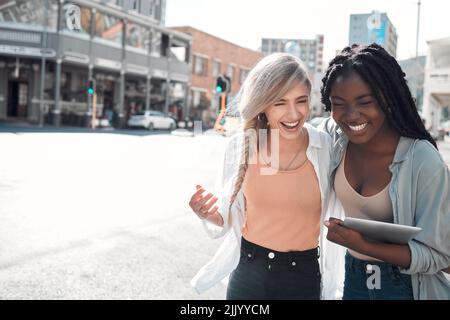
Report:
268,252,275,259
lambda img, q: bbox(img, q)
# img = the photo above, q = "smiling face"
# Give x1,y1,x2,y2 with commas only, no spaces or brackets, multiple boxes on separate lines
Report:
329,71,391,145
264,82,310,141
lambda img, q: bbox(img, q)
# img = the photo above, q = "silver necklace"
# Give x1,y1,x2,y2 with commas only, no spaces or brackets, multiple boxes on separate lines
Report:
283,130,307,171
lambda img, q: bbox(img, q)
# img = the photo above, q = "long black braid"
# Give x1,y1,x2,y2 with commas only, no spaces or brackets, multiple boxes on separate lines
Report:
321,43,437,149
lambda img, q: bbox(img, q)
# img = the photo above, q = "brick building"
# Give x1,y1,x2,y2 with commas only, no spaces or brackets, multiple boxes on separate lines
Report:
171,26,263,127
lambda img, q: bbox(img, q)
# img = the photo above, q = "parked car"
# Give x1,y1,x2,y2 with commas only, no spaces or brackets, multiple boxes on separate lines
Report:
127,110,176,131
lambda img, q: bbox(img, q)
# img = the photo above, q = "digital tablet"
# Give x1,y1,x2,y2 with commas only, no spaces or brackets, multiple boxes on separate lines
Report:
342,217,422,244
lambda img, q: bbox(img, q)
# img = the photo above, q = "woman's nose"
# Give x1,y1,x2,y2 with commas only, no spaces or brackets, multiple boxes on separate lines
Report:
287,103,300,118
345,105,361,121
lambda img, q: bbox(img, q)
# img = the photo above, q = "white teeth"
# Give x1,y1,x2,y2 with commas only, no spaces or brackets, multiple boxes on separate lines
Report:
281,121,299,128
348,123,368,132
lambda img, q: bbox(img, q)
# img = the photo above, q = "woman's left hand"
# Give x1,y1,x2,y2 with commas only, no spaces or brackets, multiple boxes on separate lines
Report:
324,217,367,252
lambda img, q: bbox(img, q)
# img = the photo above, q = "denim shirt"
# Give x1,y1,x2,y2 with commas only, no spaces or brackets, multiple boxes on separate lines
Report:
190,123,347,299
320,118,450,300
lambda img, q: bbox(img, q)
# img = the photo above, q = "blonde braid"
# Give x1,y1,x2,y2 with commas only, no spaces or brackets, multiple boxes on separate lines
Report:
227,118,258,226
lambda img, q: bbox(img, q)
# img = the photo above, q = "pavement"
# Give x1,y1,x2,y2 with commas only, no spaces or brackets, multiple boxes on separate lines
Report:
0,123,448,299
0,129,229,299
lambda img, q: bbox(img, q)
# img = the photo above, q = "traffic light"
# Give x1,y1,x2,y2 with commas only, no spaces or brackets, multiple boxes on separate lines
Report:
87,79,96,95
215,75,230,93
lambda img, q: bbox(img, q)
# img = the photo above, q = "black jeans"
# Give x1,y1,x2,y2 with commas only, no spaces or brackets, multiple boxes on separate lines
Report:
226,237,321,300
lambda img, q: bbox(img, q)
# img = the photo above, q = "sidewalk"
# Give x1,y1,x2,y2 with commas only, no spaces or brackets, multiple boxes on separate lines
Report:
0,120,169,136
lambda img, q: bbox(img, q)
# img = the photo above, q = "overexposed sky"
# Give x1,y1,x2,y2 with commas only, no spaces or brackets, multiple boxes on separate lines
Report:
166,0,450,63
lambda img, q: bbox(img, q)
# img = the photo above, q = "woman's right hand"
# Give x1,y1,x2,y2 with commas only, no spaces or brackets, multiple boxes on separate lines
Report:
189,185,222,226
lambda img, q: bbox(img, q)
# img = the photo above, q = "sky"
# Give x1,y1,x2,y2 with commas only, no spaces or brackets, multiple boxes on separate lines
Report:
165,0,450,64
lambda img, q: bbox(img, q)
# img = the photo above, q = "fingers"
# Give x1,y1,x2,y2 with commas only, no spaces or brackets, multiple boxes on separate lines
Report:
202,197,218,213
194,193,214,210
189,185,219,220
328,217,343,224
189,187,205,209
192,187,205,201
324,218,347,244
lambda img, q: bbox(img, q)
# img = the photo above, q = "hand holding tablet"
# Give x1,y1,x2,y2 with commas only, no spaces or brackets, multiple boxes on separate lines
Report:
342,217,422,245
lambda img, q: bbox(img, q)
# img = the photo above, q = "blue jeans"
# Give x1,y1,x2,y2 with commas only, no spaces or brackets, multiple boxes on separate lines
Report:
226,237,321,300
343,252,414,300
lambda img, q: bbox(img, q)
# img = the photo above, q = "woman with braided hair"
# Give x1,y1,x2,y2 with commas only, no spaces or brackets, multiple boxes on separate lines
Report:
188,53,345,300
320,43,450,299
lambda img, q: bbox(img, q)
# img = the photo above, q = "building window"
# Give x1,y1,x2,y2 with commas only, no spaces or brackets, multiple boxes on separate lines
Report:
151,31,162,57
227,65,234,81
133,0,139,10
126,22,149,51
261,39,269,53
169,38,189,62
194,55,208,76
191,90,208,109
239,68,249,85
212,60,221,78
94,11,123,46
0,0,58,30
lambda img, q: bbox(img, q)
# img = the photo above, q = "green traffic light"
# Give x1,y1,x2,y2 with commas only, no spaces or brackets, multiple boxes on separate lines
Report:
88,88,94,95
216,86,223,93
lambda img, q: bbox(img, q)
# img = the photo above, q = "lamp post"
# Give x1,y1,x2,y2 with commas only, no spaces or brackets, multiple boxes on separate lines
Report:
39,0,49,127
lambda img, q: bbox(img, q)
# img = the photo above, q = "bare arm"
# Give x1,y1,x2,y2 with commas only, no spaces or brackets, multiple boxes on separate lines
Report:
325,218,411,268
359,241,411,269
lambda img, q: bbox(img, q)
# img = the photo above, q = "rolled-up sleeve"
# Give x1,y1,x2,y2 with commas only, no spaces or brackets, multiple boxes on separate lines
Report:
401,164,450,275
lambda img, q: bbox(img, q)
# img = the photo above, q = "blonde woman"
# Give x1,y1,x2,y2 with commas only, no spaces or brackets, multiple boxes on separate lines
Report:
189,53,345,300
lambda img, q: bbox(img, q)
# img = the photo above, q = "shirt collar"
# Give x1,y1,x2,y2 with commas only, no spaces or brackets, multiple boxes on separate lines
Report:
304,122,323,149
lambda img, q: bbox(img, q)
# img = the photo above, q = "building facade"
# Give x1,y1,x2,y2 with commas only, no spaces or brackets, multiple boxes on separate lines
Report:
349,11,398,57
399,55,426,112
0,0,190,127
422,37,450,136
171,26,263,128
261,35,325,117
100,0,166,25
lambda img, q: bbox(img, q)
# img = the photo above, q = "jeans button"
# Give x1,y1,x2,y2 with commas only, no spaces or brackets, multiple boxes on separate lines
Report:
268,252,275,259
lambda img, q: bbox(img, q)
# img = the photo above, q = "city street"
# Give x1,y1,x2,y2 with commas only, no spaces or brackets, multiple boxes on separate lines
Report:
0,129,228,299
0,129,449,299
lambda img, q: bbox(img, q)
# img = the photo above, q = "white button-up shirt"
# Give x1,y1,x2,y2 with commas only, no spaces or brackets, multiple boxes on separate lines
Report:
190,123,346,299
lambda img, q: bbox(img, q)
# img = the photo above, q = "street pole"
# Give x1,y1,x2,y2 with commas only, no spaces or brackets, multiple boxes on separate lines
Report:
92,92,97,130
214,93,226,133
416,0,421,58
39,0,48,127
415,0,422,112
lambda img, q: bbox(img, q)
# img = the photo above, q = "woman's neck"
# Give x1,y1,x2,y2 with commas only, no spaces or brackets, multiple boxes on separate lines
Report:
351,125,400,156
265,127,307,154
